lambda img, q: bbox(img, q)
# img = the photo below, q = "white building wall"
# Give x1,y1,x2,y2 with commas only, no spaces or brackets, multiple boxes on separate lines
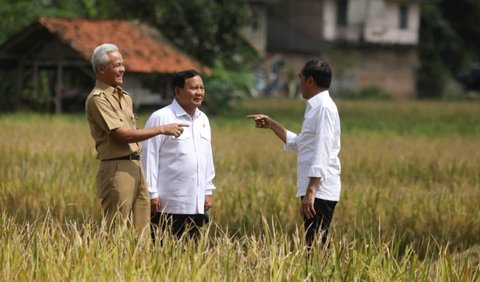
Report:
349,0,368,25
323,0,337,40
364,1,419,44
323,0,419,45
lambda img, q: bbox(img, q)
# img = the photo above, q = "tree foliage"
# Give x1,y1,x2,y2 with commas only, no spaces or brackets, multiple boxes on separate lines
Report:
439,0,480,53
0,0,254,68
0,0,64,43
114,0,254,68
0,0,257,114
204,60,255,115
418,0,480,97
0,0,123,43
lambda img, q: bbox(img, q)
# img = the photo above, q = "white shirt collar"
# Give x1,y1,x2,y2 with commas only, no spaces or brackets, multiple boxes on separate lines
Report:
306,90,329,110
172,99,200,119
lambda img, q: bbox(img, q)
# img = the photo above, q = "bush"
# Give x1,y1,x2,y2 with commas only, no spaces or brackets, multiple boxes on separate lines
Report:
340,85,392,100
203,61,255,115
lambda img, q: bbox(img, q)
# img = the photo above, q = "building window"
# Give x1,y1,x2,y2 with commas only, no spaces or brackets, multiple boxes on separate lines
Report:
337,0,348,27
252,11,259,31
399,4,409,29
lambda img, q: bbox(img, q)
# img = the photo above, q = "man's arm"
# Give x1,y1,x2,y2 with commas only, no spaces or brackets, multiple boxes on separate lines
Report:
88,95,189,143
111,123,188,143
246,114,287,143
301,177,320,219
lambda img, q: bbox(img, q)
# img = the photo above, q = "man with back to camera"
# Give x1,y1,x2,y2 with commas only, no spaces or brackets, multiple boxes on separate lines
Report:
85,43,188,230
247,58,341,248
142,69,216,241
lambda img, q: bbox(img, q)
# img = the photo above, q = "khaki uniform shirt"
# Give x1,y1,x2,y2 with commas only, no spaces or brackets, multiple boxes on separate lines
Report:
85,80,140,160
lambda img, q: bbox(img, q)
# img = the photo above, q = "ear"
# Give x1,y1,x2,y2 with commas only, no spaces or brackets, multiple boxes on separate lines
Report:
97,65,105,74
306,76,315,88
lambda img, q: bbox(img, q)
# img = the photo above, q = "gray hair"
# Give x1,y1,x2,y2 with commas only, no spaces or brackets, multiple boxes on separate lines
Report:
91,43,119,73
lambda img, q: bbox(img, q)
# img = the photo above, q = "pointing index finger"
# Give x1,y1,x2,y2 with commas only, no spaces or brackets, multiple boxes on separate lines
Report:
246,114,262,120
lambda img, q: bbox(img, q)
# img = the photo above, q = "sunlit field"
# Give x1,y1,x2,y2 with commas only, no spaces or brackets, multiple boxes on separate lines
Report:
1,99,479,281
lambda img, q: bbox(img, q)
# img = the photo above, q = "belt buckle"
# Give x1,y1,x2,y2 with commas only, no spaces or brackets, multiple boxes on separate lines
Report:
130,153,140,160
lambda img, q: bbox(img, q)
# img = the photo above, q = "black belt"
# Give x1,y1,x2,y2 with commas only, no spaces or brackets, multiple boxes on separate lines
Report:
103,153,141,161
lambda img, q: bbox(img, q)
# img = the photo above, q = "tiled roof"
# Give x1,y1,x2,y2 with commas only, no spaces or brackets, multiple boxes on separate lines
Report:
38,17,204,74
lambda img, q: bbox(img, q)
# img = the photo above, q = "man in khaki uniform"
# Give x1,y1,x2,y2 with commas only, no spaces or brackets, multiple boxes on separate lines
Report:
85,43,187,230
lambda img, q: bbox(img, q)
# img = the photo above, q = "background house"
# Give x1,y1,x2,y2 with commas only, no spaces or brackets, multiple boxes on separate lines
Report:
242,0,420,99
0,17,205,113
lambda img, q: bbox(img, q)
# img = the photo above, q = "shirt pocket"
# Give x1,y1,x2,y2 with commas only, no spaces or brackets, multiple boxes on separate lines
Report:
200,128,211,141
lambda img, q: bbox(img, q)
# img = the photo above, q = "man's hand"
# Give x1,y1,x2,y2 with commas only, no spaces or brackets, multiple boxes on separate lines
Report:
246,114,272,129
150,197,160,215
246,114,287,143
204,195,212,211
301,190,316,220
301,177,320,220
160,123,189,138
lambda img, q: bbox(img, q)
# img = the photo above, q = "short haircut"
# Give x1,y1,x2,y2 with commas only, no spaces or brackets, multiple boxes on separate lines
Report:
301,58,332,89
172,69,201,92
91,43,119,73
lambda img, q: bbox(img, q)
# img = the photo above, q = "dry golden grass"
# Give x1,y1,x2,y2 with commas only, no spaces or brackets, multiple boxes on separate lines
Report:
0,99,479,280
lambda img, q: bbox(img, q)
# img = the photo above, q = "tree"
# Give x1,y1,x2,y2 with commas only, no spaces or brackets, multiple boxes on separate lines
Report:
0,0,258,114
418,0,480,98
439,0,480,54
0,1,129,43
111,0,254,68
0,0,256,69
110,0,257,113
0,0,46,44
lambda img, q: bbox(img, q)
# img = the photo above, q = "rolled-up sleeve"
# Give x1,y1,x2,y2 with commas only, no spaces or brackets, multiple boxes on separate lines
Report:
308,107,336,180
284,130,299,152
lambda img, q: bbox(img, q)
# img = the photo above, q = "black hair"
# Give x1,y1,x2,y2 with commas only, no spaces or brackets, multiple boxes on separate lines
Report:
301,58,332,88
172,69,201,92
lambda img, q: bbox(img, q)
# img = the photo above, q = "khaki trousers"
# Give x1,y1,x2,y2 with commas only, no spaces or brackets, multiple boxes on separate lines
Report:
96,159,150,230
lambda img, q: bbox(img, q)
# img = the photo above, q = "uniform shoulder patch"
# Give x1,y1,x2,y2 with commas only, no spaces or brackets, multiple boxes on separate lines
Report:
92,89,105,97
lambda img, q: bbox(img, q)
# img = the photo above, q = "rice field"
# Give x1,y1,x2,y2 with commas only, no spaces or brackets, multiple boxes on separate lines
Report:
0,99,479,281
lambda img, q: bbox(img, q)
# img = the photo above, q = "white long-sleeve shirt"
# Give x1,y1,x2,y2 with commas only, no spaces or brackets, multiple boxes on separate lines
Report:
141,99,216,214
284,90,341,201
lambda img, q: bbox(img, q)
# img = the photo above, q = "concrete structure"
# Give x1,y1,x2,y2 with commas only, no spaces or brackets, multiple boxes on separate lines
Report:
243,0,421,99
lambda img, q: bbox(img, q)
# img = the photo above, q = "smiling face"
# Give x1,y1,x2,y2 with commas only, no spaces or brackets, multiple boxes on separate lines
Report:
97,51,125,87
175,75,205,115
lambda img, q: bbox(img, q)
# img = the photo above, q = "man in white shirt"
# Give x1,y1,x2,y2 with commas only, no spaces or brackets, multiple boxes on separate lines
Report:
247,59,341,247
142,69,216,240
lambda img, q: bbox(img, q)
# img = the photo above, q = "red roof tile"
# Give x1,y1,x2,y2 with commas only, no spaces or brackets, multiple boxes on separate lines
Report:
38,17,205,74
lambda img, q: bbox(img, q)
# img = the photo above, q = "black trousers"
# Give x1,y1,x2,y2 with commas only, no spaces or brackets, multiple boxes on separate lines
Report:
301,197,337,247
150,212,208,242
